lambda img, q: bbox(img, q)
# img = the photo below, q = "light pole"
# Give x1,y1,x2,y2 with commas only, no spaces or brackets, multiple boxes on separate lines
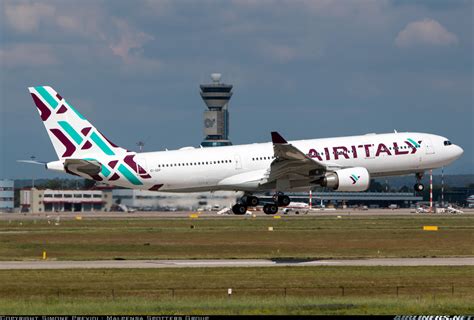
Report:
30,155,36,188
137,141,145,152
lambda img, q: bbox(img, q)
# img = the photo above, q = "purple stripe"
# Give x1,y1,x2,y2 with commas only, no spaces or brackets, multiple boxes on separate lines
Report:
108,160,118,169
149,184,163,191
109,173,120,181
81,141,92,150
50,129,76,157
81,127,92,136
124,155,139,173
57,105,67,114
124,155,150,178
31,93,51,121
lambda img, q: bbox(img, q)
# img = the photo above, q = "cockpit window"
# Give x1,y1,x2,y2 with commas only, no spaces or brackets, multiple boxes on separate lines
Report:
444,140,452,146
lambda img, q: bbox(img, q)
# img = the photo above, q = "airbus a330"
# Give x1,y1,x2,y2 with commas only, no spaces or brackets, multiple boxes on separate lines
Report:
23,86,464,214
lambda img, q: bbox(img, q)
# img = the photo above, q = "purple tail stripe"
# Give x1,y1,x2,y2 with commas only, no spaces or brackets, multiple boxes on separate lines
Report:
50,128,76,157
57,105,67,114
124,155,152,179
81,141,92,150
109,173,120,181
81,127,92,136
108,160,118,169
31,93,51,121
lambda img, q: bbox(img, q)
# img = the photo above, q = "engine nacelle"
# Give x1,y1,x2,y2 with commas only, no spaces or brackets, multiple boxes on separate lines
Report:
321,167,370,192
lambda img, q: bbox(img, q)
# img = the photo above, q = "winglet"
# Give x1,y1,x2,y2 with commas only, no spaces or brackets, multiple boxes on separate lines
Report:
271,131,287,144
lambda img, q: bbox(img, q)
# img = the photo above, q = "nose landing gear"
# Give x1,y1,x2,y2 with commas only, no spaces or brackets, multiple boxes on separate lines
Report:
414,172,425,192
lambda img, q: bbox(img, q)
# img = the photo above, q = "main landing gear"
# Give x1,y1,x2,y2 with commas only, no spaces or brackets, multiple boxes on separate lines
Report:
414,172,425,192
231,195,259,215
231,193,291,215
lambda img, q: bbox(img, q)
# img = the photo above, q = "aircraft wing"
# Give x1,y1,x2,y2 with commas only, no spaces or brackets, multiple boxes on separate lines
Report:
266,132,338,183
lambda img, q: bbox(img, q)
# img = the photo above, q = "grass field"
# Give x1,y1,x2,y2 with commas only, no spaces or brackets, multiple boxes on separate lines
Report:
2,296,472,315
1,266,473,314
1,216,472,314
0,215,473,260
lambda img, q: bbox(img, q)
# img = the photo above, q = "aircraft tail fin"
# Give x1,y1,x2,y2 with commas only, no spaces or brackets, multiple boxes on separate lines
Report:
28,86,127,159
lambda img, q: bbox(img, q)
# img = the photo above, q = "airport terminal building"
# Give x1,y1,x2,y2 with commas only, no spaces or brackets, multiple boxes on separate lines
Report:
261,192,423,208
112,189,237,211
0,180,14,212
20,188,113,213
18,186,423,213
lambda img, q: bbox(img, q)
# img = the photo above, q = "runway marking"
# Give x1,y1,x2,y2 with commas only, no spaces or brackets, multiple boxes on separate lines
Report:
0,258,473,269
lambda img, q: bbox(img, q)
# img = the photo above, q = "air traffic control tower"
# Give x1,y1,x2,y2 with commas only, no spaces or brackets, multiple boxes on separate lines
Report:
200,73,233,147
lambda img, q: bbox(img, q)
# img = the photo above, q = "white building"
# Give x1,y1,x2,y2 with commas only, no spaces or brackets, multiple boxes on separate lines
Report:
20,188,113,213
0,180,14,212
112,189,239,211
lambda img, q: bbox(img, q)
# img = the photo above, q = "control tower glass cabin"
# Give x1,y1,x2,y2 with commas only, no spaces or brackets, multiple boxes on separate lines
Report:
200,73,233,147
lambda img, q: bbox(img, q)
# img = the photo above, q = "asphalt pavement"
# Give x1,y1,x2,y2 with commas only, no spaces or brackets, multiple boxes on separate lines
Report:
1,257,473,269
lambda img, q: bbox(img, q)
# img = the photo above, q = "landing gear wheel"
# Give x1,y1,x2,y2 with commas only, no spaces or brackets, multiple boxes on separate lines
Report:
263,203,278,215
232,203,248,215
414,183,424,192
242,196,259,207
278,195,291,207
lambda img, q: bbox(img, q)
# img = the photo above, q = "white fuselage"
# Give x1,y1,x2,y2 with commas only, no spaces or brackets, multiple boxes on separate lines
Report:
104,132,462,192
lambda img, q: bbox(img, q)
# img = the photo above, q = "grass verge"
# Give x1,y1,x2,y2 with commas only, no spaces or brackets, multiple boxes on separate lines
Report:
0,266,472,314
1,216,473,260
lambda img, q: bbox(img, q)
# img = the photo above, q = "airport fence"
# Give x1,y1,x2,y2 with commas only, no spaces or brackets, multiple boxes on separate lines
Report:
3,284,472,300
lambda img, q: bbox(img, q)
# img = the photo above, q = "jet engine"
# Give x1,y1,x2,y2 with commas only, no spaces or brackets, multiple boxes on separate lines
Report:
320,167,370,192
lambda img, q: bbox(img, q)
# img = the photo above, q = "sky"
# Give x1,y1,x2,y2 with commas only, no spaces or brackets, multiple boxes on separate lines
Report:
0,0,472,179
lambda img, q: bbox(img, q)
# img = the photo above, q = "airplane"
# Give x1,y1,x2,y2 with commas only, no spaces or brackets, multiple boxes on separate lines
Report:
22,86,464,215
467,195,474,208
282,202,310,214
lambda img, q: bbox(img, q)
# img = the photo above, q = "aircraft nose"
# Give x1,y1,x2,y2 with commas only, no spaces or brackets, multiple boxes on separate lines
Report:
453,145,464,159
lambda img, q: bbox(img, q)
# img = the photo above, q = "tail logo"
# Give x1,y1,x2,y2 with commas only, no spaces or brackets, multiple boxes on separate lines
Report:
405,138,421,149
350,174,360,184
29,86,156,189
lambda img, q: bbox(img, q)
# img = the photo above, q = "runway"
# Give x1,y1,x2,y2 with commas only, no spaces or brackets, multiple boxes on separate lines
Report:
1,208,473,220
1,257,473,269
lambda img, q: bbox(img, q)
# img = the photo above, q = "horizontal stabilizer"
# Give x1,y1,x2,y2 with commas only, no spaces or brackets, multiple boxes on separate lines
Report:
17,160,47,165
64,159,101,176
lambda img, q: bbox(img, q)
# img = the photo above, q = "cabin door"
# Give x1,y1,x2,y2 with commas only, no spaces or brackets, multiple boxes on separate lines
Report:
234,155,242,170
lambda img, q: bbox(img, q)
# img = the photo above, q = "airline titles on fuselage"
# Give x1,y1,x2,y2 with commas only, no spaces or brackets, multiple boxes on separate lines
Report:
307,140,421,161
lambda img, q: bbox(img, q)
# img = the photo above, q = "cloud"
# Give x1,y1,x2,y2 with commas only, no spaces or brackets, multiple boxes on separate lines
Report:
4,2,55,33
0,44,58,67
3,1,103,37
395,18,459,47
258,41,323,63
231,0,389,18
2,2,156,68
108,19,154,62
